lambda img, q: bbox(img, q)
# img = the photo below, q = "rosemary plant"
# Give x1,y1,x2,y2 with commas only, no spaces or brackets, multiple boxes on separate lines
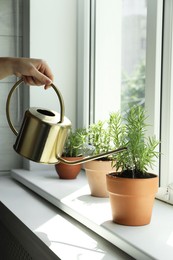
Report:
88,120,112,155
113,106,160,178
63,128,87,157
87,112,123,160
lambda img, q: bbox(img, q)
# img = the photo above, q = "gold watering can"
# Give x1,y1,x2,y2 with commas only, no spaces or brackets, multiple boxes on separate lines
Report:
6,79,127,165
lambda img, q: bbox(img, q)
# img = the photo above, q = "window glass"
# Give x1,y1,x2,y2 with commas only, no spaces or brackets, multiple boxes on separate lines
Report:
94,0,148,122
121,0,147,112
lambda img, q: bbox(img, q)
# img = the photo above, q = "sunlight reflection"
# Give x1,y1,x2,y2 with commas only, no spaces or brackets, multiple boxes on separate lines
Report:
167,231,173,247
61,185,91,201
61,185,112,225
35,214,106,259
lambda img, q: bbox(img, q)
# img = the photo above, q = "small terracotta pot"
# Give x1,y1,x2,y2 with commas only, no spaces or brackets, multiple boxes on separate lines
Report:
106,173,159,226
55,157,82,179
84,160,114,198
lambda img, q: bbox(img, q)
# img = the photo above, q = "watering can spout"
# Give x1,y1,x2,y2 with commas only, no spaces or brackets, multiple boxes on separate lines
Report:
57,146,127,165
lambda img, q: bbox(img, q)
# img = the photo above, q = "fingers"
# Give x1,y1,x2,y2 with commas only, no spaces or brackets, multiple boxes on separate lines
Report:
23,68,52,87
22,76,42,86
23,76,52,89
14,58,54,89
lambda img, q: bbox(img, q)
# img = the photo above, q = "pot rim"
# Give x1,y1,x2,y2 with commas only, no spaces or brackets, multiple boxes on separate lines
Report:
106,172,158,180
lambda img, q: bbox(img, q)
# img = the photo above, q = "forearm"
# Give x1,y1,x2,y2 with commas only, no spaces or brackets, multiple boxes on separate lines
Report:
0,57,16,79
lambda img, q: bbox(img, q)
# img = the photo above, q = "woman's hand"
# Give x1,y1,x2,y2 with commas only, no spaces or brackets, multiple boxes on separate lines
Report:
0,57,54,89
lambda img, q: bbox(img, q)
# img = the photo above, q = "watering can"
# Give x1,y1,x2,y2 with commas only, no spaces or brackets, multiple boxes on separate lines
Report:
6,79,127,165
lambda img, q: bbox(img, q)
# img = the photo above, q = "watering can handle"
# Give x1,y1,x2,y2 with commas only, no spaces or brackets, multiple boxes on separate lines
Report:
6,79,65,136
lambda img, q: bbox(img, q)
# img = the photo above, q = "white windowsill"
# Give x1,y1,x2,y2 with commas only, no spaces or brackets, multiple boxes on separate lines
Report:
11,169,173,260
0,174,132,259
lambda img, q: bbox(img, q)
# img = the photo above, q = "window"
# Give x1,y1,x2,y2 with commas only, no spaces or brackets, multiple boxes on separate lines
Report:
2,0,172,188
78,0,173,187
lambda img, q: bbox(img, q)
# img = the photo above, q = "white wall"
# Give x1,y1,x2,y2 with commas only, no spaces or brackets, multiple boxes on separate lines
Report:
29,0,77,125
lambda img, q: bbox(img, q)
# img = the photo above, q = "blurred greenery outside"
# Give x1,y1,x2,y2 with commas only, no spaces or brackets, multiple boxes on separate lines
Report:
121,60,145,113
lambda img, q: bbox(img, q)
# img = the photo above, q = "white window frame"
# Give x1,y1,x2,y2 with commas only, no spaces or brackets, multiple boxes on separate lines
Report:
160,0,173,187
76,0,90,127
145,0,163,174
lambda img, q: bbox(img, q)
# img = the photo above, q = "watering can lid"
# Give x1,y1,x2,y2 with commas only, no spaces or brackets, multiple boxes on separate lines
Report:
28,107,72,126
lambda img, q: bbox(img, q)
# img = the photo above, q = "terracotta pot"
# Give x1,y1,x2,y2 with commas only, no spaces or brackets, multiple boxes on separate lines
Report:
84,160,114,198
55,157,82,179
106,173,159,226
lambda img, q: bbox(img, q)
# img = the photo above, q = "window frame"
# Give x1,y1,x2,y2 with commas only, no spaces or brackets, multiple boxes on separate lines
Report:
76,0,91,128
160,0,173,186
145,0,163,175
